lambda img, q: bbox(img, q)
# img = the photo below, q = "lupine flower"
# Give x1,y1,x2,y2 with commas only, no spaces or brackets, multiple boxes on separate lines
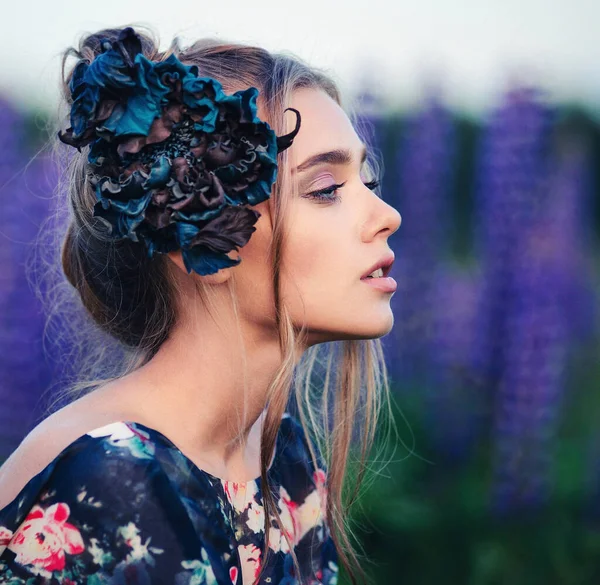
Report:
490,208,569,514
427,263,485,464
385,90,455,388
468,85,567,515
469,86,554,396
0,105,59,458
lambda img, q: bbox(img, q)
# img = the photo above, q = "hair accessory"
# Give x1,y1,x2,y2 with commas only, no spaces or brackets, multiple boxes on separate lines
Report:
58,26,301,276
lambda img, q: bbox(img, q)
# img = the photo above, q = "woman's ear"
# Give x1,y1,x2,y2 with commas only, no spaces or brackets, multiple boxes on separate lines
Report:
166,250,234,285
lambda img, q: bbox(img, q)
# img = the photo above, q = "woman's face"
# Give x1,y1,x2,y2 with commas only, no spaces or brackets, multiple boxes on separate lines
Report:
232,87,402,347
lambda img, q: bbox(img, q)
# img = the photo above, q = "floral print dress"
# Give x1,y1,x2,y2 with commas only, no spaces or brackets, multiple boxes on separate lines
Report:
0,412,339,585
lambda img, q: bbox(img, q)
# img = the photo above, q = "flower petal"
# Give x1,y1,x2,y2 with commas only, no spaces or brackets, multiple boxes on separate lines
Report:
62,522,85,555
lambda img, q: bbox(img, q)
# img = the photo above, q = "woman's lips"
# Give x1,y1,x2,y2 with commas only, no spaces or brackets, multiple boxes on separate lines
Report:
360,275,397,293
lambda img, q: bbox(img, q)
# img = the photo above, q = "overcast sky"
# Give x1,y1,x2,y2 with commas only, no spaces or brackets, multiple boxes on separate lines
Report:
1,0,598,117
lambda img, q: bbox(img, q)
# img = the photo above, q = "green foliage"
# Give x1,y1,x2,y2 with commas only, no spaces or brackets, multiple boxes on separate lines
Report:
338,341,600,585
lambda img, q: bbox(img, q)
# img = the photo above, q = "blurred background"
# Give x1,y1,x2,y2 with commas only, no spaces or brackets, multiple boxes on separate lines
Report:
1,1,599,583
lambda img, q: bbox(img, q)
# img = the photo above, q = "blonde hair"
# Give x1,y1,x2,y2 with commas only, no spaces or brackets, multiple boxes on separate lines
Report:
37,23,399,585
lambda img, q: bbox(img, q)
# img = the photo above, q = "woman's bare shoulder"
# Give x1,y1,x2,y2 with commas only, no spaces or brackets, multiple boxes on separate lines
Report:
0,382,136,510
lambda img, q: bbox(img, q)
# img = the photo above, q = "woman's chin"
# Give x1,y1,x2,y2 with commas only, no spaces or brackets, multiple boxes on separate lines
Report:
335,316,396,342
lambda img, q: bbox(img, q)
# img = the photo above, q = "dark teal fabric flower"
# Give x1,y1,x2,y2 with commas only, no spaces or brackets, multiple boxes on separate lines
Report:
58,26,301,276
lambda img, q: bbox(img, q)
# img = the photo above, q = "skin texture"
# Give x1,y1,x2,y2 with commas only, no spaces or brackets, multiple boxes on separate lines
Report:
0,88,402,502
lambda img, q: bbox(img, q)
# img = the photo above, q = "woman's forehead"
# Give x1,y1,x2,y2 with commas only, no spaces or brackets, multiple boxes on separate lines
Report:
287,88,364,163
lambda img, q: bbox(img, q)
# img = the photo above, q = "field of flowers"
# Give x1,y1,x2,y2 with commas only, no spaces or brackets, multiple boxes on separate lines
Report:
1,83,599,583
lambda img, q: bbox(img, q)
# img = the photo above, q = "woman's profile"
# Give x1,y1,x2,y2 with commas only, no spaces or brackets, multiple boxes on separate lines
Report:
0,24,401,585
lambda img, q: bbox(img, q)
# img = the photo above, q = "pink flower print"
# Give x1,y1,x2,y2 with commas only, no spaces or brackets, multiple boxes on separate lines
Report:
0,526,14,553
278,486,299,543
313,468,328,518
238,543,261,584
296,489,323,542
314,468,327,496
245,500,266,534
8,503,85,572
222,480,258,513
265,486,300,554
288,469,329,544
229,565,239,585
267,526,286,554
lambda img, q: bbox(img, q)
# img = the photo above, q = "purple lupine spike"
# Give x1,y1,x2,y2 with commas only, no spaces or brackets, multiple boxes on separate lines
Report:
384,90,456,390
0,96,29,458
425,263,485,464
0,142,60,460
490,209,569,515
468,86,555,400
469,84,574,515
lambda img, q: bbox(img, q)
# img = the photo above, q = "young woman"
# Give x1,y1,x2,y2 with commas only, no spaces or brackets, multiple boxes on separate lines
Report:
0,24,401,585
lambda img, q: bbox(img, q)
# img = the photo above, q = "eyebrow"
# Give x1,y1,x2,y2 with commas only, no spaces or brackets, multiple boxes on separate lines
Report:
294,144,368,174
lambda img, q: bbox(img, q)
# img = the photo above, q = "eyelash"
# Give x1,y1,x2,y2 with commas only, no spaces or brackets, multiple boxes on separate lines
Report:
304,179,381,203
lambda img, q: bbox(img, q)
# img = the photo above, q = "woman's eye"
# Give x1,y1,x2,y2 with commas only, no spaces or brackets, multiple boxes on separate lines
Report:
304,182,345,203
303,179,381,203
